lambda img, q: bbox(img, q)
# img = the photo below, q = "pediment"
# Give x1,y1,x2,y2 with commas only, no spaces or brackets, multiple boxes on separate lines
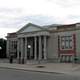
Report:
21,25,42,33
17,23,44,33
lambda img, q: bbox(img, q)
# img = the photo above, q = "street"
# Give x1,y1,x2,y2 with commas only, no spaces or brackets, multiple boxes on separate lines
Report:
0,68,79,80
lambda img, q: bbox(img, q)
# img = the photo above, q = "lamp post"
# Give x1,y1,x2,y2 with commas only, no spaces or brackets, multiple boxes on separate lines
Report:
0,46,2,50
28,45,31,59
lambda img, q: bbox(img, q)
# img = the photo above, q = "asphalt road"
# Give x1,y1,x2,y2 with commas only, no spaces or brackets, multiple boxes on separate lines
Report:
0,68,79,80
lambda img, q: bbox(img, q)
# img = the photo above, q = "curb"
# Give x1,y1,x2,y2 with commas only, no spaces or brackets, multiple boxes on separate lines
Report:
0,66,64,74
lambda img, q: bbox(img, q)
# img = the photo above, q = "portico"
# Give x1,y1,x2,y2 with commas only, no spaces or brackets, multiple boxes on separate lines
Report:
16,23,49,63
17,35,48,63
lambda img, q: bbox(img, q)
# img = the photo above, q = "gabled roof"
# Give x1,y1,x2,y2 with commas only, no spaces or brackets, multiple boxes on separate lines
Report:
16,22,80,34
17,23,48,33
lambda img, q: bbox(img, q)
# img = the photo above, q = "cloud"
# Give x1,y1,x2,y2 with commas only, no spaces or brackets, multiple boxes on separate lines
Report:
48,0,80,7
15,15,58,25
0,8,21,13
0,14,58,29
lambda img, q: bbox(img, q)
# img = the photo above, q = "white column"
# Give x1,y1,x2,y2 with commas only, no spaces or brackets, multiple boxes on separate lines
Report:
24,37,27,60
21,38,23,60
39,36,42,60
17,38,19,60
43,36,47,60
34,36,37,60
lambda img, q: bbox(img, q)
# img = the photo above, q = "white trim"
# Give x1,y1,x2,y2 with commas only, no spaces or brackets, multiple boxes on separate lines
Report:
17,31,50,38
59,35,74,50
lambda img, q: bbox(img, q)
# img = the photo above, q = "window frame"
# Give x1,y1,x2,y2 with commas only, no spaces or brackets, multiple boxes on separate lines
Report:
60,35,73,50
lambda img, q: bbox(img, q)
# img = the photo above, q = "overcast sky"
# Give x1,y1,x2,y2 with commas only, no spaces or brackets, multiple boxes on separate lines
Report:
0,0,80,38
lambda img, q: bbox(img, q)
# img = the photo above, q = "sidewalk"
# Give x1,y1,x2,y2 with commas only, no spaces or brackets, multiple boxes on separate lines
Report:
0,62,80,75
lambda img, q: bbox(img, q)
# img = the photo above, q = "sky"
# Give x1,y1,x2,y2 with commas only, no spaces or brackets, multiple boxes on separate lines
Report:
0,0,80,38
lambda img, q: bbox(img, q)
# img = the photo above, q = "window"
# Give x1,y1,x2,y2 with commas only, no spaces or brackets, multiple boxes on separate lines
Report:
60,36,73,50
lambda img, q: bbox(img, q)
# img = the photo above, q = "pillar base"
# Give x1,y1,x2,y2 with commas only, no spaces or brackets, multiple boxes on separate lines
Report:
17,58,21,64
24,58,27,64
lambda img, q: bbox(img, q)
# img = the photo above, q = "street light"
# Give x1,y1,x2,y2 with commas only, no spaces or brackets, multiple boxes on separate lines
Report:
0,46,2,50
28,45,31,49
28,45,31,59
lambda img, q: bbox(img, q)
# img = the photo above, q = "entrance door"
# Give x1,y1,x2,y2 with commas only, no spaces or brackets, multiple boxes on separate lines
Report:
27,37,34,60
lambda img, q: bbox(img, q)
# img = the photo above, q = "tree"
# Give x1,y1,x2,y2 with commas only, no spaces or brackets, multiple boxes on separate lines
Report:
0,38,6,58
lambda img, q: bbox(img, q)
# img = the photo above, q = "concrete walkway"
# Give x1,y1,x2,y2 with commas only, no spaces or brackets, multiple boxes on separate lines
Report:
0,62,80,76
